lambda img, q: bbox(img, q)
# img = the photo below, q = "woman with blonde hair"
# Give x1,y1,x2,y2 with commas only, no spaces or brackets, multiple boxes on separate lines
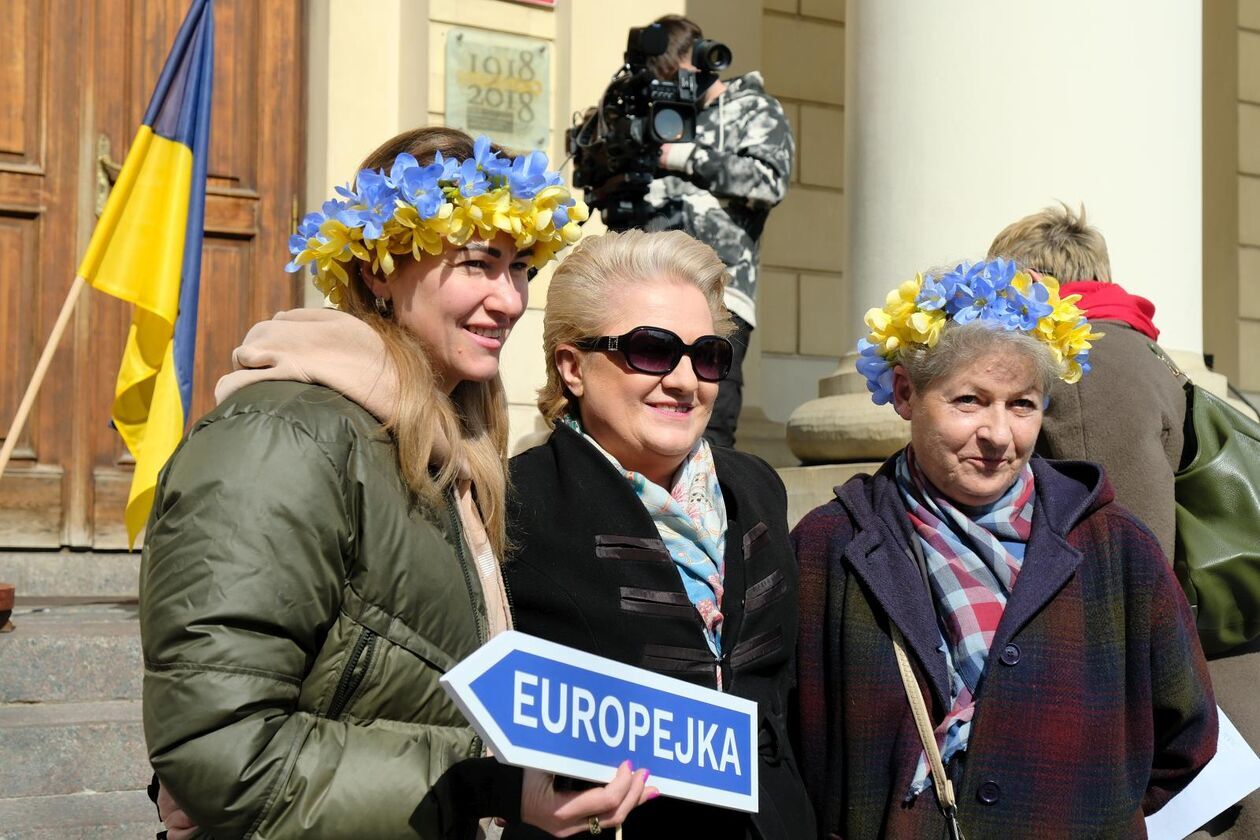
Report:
505,229,816,838
141,127,652,839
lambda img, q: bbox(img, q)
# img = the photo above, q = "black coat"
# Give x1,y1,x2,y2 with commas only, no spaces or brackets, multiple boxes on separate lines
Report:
504,424,815,839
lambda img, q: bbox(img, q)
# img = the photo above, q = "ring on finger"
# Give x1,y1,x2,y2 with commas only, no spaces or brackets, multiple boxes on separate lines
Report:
587,815,602,835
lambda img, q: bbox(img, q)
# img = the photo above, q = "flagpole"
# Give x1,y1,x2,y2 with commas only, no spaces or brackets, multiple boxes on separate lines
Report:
0,275,88,477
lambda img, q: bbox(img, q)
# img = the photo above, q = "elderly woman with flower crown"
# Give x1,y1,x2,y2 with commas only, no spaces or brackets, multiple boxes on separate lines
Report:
139,127,655,840
791,259,1218,839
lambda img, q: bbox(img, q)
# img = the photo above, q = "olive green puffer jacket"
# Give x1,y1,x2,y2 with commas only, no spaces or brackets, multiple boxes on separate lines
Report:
140,381,516,839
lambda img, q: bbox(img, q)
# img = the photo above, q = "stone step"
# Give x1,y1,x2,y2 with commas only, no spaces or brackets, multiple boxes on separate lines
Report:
0,603,142,703
0,700,149,799
0,790,159,840
778,462,879,528
0,551,140,600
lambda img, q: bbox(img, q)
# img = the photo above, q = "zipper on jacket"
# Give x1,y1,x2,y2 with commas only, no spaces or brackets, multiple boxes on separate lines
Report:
446,487,488,646
327,626,377,720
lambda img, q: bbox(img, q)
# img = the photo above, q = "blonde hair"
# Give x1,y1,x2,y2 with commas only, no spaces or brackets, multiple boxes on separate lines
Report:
343,127,511,558
987,202,1112,283
538,229,733,424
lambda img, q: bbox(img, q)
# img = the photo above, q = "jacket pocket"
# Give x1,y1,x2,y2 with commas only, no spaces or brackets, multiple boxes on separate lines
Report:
730,626,783,671
745,569,787,614
640,642,716,680
595,534,669,563
742,521,770,558
619,586,697,619
327,626,377,720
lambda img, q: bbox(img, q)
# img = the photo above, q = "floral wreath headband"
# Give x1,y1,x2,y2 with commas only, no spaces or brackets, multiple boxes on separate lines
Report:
286,135,589,307
856,258,1103,405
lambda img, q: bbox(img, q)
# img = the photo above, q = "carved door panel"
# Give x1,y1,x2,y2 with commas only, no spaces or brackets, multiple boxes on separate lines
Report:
0,0,305,549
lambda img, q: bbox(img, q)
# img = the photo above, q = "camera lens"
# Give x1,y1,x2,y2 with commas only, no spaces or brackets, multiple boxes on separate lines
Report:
653,108,687,142
693,39,732,72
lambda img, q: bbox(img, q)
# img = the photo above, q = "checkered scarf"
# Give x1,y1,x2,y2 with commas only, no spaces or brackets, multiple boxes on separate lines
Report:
893,447,1035,798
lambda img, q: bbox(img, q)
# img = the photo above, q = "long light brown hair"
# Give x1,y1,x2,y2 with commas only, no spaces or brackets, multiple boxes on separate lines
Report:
342,127,511,557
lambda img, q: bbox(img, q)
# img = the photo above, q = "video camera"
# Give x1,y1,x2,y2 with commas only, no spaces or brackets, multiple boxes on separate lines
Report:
566,24,731,231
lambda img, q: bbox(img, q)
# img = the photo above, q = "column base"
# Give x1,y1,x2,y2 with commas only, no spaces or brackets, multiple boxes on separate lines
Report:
734,406,796,467
786,353,910,464
1171,350,1260,420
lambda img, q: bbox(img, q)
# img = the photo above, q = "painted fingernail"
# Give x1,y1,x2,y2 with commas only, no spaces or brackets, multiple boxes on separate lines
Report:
626,760,634,772
642,770,651,782
648,789,661,800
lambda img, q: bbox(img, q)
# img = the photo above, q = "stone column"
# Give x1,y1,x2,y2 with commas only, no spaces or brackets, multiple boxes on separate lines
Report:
788,0,1208,462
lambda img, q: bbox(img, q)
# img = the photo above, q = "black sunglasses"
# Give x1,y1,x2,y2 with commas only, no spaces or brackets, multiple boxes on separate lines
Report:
576,326,734,383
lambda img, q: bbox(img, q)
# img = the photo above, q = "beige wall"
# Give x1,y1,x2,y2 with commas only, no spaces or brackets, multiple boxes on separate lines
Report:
1206,0,1260,394
1204,0,1239,385
1238,1,1260,392
753,0,846,423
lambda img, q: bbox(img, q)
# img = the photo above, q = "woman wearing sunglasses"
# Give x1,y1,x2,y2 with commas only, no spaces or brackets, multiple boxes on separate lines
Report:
504,229,816,838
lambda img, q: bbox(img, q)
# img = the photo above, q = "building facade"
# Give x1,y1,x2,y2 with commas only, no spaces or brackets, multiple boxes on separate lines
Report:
0,0,1256,551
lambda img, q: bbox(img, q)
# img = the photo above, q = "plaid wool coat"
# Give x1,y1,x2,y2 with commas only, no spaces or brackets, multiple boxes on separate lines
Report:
792,455,1217,839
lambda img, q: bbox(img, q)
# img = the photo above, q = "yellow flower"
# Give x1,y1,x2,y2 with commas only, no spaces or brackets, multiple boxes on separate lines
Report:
861,273,944,362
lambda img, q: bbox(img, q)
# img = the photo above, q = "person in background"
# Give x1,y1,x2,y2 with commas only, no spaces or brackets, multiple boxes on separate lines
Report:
988,203,1183,558
142,127,652,839
794,258,1217,838
989,204,1259,838
641,14,795,448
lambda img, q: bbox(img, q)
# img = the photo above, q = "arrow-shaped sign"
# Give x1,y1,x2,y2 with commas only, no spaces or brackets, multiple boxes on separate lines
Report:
440,630,759,812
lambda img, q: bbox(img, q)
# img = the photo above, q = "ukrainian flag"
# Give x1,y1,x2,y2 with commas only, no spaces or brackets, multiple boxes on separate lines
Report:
77,0,214,544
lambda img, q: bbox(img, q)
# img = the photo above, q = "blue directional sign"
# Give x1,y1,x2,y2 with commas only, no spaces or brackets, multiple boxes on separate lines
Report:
440,630,759,812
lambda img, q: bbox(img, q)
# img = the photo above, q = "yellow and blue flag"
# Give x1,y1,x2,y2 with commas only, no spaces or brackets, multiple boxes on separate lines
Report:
77,0,214,544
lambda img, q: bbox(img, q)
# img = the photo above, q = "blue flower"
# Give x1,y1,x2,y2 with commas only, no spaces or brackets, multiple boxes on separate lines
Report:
321,196,358,228
552,202,572,228
296,211,323,239
1003,281,1053,330
508,151,561,199
472,134,512,179
975,258,1017,292
386,153,416,189
855,338,896,405
939,260,1014,325
397,161,449,220
285,209,334,273
352,169,399,240
454,158,490,197
917,273,954,311
951,276,999,324
430,150,460,182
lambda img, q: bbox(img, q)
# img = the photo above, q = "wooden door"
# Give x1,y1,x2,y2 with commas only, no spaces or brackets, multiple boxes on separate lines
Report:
0,0,305,549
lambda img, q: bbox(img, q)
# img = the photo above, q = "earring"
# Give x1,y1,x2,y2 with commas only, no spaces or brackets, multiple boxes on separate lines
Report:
374,296,393,318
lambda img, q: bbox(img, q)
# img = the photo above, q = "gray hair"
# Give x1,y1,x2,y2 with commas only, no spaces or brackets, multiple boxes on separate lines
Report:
899,322,1060,396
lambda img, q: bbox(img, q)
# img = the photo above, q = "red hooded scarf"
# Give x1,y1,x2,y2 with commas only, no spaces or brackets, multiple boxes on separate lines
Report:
1059,280,1160,341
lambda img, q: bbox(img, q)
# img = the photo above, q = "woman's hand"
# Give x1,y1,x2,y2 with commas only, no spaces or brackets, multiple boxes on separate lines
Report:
518,761,657,837
156,783,198,840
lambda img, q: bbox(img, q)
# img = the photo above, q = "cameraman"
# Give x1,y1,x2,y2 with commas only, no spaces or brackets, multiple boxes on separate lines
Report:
644,15,795,448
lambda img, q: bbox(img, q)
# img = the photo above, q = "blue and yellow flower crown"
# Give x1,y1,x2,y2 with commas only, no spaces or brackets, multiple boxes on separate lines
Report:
285,135,588,306
856,258,1102,405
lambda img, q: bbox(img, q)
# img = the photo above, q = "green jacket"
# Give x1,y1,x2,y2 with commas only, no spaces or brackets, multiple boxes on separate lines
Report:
140,381,517,839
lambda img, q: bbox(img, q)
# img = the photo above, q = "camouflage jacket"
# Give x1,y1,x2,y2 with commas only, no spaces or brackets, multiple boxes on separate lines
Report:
645,71,794,327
